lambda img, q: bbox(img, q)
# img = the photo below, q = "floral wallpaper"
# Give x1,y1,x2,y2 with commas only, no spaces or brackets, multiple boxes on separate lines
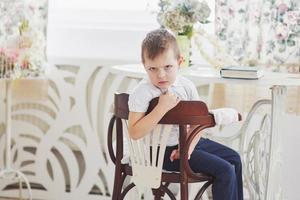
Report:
216,0,300,73
0,0,48,78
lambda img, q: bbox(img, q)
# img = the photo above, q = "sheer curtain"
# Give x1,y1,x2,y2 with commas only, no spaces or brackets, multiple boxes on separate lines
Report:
211,0,300,114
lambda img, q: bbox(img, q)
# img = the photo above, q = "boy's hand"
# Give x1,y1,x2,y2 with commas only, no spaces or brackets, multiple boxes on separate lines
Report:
170,148,191,162
170,149,180,162
158,90,180,112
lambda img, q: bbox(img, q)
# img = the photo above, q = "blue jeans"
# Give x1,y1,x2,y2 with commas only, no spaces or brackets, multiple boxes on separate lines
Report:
163,138,243,200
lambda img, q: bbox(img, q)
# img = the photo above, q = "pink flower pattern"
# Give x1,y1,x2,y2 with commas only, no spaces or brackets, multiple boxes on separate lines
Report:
0,0,48,78
216,0,300,73
277,3,288,14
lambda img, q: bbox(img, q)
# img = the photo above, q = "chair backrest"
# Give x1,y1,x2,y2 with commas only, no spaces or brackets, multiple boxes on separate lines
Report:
124,121,172,190
112,93,215,191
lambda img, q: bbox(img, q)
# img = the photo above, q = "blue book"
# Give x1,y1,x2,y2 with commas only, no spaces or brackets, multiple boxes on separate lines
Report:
220,66,264,79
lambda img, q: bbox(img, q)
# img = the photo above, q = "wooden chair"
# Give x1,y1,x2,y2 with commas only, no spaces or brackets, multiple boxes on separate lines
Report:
108,93,218,200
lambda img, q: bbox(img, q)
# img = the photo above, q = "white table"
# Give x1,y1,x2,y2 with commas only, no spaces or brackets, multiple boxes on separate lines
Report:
110,64,300,200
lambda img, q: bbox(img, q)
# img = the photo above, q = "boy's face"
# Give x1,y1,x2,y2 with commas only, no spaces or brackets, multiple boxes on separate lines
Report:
143,48,182,90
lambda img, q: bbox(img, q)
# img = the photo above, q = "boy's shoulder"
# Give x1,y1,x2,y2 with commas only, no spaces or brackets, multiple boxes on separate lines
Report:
128,78,161,112
175,75,199,100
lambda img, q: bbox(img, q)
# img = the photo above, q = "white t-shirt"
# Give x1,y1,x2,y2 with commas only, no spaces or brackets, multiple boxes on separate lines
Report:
128,75,199,146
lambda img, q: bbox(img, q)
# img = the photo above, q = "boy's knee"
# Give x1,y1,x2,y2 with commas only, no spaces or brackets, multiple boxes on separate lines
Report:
218,162,236,182
231,151,242,170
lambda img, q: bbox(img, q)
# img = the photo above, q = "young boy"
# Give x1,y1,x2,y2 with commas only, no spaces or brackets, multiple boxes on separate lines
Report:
128,28,243,200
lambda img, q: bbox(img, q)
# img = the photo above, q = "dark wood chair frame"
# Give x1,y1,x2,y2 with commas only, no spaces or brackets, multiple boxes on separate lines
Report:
108,93,239,200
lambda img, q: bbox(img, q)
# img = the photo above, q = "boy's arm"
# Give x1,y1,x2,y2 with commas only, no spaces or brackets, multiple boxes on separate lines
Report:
128,91,180,140
187,125,203,156
128,106,167,140
169,125,203,161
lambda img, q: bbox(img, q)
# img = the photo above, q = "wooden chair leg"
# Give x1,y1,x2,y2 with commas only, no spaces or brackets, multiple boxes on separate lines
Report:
180,181,188,200
154,194,162,200
152,186,165,200
120,183,135,200
112,167,123,200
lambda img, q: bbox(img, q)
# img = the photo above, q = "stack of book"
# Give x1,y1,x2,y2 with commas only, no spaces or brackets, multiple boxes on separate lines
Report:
220,66,264,79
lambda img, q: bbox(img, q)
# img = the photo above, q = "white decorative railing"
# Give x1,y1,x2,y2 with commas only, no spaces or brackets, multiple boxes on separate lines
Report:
0,64,120,199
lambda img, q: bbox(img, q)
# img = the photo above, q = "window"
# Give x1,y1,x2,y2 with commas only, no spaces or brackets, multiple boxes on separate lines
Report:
53,0,158,11
48,0,160,29
49,0,215,29
47,0,216,64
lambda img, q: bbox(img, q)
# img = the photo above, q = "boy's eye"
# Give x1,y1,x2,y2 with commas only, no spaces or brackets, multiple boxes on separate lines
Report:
149,67,157,71
165,65,173,70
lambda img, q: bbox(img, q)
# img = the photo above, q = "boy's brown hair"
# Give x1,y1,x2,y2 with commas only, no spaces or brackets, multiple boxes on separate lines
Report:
141,29,180,63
